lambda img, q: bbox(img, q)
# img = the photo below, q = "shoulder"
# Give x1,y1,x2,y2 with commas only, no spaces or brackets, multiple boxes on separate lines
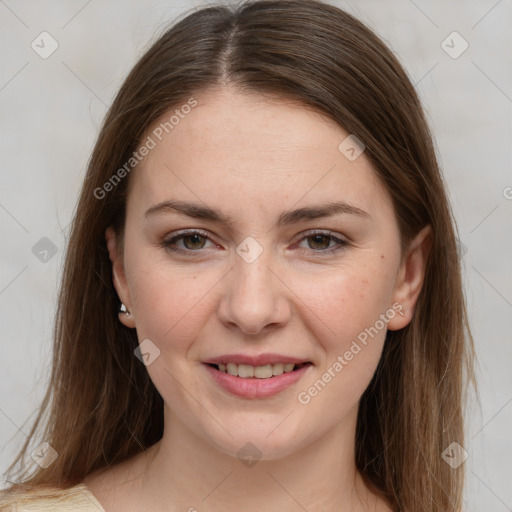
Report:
0,483,105,511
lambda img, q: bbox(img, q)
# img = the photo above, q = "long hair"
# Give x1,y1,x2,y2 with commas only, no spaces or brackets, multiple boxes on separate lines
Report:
1,1,476,510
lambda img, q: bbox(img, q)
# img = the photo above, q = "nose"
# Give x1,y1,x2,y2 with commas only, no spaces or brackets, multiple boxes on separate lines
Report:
217,245,291,336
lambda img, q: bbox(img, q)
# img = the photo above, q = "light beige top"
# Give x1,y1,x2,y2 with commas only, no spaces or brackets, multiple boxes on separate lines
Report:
0,484,106,512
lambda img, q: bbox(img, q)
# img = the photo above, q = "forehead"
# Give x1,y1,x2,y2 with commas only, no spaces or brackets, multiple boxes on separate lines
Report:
147,88,352,163
128,87,391,219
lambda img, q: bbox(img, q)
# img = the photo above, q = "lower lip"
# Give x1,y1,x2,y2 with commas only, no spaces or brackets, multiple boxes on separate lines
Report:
203,363,312,399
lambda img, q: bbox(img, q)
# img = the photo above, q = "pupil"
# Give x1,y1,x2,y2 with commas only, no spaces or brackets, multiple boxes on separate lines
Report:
310,235,329,250
185,234,205,249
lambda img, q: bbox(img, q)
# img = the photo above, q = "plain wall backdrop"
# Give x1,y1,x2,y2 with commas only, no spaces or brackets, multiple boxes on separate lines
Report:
1,0,511,509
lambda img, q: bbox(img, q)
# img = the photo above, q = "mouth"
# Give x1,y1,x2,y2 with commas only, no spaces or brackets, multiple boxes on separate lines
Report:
202,361,313,399
205,362,312,379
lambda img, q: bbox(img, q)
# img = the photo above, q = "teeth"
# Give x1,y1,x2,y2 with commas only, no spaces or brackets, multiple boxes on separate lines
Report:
272,363,284,376
226,363,238,376
254,364,272,378
238,364,254,378
216,362,301,378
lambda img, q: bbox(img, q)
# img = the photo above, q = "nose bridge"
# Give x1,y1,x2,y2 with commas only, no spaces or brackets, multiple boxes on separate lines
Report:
235,238,273,293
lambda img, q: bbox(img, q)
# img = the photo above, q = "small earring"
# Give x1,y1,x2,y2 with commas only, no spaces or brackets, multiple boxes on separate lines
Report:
398,305,405,317
120,303,131,316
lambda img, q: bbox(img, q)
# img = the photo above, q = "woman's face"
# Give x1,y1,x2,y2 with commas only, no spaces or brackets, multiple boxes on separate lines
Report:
108,87,425,460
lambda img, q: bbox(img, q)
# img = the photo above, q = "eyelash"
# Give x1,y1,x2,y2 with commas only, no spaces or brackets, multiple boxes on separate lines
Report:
161,229,348,257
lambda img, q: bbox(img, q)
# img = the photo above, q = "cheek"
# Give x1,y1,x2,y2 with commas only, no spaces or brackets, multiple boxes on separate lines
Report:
293,257,399,413
125,249,219,348
296,257,397,348
294,270,393,418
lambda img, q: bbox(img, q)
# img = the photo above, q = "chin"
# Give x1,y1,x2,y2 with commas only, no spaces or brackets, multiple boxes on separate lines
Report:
203,423,308,463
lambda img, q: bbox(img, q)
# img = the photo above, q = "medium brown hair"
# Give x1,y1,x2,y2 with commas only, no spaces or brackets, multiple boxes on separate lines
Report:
1,1,476,510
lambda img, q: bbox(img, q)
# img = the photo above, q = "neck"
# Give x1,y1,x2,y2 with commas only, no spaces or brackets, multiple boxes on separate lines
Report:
132,404,382,512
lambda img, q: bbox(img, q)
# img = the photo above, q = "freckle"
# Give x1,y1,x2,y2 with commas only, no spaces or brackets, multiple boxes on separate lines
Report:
381,254,385,259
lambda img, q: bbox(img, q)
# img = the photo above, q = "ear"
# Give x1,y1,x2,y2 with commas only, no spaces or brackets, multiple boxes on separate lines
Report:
387,225,432,331
105,227,136,328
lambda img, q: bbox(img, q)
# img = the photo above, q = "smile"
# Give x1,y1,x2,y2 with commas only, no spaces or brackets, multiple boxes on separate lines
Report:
203,362,313,399
208,362,309,378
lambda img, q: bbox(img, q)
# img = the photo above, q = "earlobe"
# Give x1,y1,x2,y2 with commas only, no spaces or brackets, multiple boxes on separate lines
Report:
105,227,136,328
118,302,136,328
387,225,432,331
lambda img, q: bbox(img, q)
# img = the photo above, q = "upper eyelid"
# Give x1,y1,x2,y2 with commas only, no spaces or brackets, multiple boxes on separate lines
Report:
164,228,213,243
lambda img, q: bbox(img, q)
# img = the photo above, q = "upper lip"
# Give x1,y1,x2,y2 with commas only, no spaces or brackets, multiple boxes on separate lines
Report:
203,353,311,366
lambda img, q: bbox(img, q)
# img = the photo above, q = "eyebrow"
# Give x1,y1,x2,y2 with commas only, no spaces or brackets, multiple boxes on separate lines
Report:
144,199,370,227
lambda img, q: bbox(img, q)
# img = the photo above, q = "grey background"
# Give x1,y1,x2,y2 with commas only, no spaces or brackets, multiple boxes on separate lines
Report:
1,0,511,509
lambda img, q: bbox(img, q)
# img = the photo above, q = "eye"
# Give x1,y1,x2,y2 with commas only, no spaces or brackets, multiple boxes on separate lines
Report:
161,229,348,257
162,230,217,254
295,230,348,256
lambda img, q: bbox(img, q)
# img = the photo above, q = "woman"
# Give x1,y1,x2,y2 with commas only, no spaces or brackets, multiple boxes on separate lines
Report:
0,0,476,510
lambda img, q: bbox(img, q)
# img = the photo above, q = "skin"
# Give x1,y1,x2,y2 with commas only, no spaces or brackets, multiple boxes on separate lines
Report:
84,86,431,512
